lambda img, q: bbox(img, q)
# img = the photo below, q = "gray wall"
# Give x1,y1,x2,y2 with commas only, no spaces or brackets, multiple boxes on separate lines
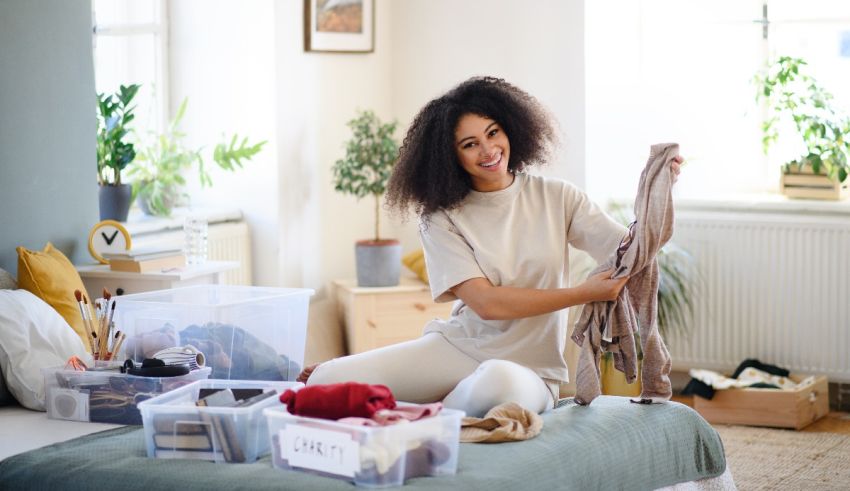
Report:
0,0,99,276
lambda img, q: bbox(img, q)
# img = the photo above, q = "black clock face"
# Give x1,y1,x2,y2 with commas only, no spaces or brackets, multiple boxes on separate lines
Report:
89,220,131,264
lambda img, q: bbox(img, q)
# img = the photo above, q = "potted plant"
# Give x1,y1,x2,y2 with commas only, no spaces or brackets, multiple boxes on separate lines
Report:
594,203,701,396
332,110,401,287
755,56,850,200
126,98,266,217
96,84,140,221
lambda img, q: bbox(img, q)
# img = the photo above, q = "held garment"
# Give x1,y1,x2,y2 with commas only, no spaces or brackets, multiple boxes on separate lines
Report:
571,143,678,405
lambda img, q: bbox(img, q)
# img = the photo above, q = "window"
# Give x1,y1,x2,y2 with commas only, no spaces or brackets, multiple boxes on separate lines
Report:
586,0,850,201
92,0,168,136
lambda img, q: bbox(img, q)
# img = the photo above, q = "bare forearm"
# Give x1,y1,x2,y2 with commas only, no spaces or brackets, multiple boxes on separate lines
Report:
453,280,591,321
452,272,627,321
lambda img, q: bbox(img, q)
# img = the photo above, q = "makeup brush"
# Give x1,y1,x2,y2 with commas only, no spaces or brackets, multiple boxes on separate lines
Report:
83,295,101,357
111,332,126,361
91,331,99,358
75,290,96,354
102,288,113,340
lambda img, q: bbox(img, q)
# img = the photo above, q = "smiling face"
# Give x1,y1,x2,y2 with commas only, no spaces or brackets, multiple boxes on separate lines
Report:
454,113,512,192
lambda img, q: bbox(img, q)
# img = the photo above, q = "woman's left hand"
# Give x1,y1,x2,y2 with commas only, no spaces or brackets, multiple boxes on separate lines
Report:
671,155,684,184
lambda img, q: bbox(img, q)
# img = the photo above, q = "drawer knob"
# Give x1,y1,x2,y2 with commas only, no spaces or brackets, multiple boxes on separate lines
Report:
367,319,377,328
413,302,426,312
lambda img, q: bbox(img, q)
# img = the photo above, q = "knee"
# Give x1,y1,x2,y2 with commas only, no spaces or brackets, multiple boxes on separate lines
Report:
471,360,528,396
305,359,345,386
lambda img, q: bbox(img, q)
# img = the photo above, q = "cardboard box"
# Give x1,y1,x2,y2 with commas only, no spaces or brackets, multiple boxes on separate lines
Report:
693,374,829,430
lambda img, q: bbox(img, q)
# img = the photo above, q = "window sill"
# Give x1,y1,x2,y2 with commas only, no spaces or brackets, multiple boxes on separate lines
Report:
673,192,850,216
611,192,850,216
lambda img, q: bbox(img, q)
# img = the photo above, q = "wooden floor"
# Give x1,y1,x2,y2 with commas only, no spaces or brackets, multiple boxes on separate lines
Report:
673,395,850,435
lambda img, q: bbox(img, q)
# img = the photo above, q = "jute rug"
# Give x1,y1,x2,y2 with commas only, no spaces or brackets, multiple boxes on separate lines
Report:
715,425,850,490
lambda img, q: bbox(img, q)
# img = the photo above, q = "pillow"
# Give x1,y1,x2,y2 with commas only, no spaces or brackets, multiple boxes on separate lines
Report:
0,267,16,289
402,248,429,284
16,243,92,351
0,365,14,406
0,268,17,404
0,289,92,410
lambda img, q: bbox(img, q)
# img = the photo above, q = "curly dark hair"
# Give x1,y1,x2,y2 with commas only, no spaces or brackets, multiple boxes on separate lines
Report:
385,76,559,219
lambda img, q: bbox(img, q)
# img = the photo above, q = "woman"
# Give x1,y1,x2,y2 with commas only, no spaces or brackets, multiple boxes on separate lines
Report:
304,76,682,417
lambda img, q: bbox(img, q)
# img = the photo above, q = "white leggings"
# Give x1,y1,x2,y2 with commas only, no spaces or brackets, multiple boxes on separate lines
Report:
307,332,555,418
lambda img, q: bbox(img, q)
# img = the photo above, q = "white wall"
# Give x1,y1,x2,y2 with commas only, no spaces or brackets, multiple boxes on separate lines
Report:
388,0,587,249
170,0,395,297
170,0,587,296
169,0,281,286
274,0,395,295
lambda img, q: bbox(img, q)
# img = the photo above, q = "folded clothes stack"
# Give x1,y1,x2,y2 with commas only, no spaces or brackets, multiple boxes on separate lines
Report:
279,382,442,426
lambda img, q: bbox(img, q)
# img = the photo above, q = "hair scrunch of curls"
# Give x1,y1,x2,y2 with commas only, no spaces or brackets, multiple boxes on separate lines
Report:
385,76,559,220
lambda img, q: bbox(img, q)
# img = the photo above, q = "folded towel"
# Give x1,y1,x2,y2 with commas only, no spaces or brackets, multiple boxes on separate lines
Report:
280,382,396,420
460,402,543,443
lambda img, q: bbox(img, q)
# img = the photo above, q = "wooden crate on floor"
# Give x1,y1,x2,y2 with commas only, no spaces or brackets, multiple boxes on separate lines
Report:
694,375,829,430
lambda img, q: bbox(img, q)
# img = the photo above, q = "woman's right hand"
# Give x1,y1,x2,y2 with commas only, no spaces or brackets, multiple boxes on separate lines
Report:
578,269,629,303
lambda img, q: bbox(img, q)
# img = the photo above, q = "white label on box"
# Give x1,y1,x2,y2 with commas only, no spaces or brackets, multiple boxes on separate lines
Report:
280,424,360,477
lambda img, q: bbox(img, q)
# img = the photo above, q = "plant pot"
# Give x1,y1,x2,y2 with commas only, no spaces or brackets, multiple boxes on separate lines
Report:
600,354,641,397
98,183,133,222
135,181,181,217
355,239,402,287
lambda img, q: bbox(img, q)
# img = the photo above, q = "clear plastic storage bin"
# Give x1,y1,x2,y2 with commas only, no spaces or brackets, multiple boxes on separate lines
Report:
114,285,313,381
264,405,463,488
138,379,301,463
43,364,211,425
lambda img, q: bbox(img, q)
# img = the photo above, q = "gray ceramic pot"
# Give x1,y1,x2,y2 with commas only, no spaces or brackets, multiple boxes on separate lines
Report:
355,239,402,287
98,183,132,222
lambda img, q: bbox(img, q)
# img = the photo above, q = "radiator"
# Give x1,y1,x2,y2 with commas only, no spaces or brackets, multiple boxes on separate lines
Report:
130,220,253,286
668,207,850,382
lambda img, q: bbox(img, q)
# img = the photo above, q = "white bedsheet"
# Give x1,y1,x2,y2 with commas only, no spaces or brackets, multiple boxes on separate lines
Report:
0,404,121,461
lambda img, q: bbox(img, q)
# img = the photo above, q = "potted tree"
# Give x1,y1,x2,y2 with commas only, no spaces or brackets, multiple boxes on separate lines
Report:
96,84,140,221
755,56,850,200
126,98,266,217
332,110,401,287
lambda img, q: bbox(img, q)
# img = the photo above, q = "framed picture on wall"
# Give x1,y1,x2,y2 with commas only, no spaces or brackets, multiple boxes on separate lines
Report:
304,0,374,53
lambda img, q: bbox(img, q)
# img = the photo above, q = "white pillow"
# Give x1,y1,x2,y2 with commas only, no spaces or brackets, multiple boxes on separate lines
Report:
0,290,92,410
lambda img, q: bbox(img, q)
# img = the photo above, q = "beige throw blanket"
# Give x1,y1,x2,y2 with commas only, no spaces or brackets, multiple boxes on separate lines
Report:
460,402,543,443
570,143,677,405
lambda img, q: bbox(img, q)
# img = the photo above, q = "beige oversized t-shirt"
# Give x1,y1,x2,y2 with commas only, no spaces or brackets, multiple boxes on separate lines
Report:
420,172,625,383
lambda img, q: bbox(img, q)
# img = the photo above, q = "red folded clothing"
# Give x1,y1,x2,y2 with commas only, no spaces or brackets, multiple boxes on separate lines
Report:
280,382,397,420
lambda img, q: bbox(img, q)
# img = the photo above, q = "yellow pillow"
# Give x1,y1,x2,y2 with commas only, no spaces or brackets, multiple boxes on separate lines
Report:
402,248,429,284
17,243,92,351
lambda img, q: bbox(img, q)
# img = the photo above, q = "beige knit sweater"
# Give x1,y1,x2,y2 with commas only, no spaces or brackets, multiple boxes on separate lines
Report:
570,143,677,405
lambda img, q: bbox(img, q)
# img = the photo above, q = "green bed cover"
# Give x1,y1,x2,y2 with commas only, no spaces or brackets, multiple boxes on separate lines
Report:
0,396,725,490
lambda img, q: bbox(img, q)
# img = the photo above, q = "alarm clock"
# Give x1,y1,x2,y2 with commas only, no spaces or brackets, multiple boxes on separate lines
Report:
88,220,132,264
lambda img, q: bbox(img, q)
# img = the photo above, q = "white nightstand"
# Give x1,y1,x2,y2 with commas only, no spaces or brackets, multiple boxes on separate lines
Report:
76,260,239,296
333,277,454,355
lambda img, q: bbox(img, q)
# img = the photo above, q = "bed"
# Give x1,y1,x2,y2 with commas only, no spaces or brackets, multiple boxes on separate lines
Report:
0,264,734,489
0,396,734,490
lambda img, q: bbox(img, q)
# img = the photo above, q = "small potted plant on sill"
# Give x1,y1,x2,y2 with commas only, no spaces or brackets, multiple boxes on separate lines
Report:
96,84,140,221
755,56,850,200
332,110,401,287
126,98,266,217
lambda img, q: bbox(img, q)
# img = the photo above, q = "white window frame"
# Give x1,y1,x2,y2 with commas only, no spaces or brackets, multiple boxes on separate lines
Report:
91,0,169,134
